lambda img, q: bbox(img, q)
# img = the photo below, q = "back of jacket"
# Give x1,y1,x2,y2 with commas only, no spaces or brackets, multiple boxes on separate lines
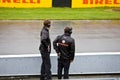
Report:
53,34,75,60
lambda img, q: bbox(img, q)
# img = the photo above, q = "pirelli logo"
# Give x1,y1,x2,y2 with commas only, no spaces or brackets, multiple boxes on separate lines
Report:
72,0,120,8
83,0,120,4
0,0,52,8
1,0,40,3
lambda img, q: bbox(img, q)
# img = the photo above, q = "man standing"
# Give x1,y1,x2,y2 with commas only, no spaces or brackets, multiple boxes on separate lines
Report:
39,20,52,80
53,27,75,79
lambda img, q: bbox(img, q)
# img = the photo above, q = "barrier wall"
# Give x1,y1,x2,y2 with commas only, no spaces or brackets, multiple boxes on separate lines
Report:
0,52,120,76
0,0,120,8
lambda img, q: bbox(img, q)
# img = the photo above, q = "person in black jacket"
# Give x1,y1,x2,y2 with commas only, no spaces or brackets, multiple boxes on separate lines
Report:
53,27,75,79
39,20,52,80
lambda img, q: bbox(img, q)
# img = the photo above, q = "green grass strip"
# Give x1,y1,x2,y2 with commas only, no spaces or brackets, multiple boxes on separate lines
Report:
0,7,120,20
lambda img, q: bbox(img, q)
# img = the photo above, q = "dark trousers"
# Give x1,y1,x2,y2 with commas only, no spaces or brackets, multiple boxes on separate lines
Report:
57,58,70,79
40,51,52,80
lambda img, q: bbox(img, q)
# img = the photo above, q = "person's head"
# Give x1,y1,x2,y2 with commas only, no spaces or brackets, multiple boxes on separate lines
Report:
64,27,72,35
43,19,51,29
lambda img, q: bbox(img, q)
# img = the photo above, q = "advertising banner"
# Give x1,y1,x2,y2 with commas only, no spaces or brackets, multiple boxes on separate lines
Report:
72,0,120,8
0,0,52,8
0,0,120,8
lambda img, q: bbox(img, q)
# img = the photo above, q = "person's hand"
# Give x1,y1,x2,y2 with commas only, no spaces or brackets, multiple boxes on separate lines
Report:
48,46,50,52
57,53,60,56
57,53,60,59
70,60,73,63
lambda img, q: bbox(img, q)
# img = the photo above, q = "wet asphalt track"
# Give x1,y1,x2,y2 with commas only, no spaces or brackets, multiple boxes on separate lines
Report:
0,20,120,55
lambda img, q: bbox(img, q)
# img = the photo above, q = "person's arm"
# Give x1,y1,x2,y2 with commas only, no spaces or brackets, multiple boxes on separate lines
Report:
53,36,60,54
70,39,75,62
41,31,50,48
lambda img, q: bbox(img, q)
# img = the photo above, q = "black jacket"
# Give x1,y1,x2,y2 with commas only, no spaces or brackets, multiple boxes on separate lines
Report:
53,33,75,60
39,27,51,53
